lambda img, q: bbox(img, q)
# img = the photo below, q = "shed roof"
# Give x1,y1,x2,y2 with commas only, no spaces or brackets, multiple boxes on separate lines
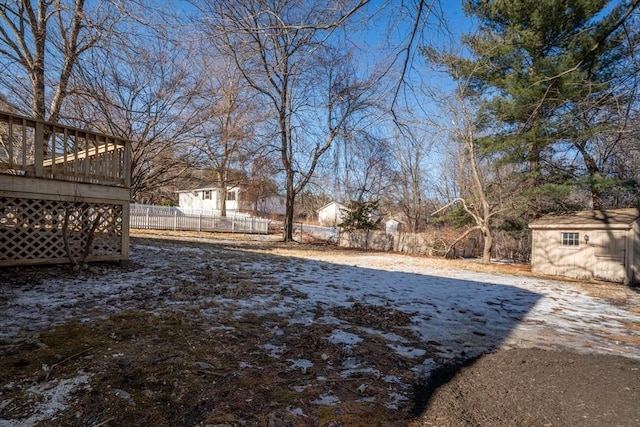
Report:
529,208,640,229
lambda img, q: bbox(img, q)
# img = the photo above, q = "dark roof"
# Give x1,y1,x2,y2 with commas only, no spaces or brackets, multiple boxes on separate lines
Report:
529,208,640,229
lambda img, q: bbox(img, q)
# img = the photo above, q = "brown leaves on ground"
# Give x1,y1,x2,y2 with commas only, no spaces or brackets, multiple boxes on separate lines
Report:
1,307,435,426
2,231,639,426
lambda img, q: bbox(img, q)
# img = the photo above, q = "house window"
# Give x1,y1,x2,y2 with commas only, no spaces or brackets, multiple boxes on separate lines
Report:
226,191,236,201
202,190,211,200
561,232,579,246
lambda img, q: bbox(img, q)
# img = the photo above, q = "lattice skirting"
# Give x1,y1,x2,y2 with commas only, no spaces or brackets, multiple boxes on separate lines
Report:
1,196,124,265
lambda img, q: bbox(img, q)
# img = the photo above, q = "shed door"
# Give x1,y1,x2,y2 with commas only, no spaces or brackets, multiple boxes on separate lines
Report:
594,231,627,282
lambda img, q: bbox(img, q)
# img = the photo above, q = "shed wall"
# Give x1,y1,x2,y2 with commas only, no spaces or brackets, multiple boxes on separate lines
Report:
531,225,639,284
531,229,595,280
318,203,346,226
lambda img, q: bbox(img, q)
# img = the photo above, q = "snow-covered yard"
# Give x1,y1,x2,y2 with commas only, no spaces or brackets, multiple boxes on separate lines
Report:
1,231,639,425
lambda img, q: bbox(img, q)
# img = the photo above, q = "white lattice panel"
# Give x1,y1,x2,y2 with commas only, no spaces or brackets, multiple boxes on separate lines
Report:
0,197,123,264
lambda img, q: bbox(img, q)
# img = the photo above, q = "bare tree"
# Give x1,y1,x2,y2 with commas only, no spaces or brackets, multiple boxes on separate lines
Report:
196,0,375,241
66,31,202,201
387,128,433,232
328,123,392,204
0,0,118,121
192,55,261,216
425,51,510,264
240,154,281,216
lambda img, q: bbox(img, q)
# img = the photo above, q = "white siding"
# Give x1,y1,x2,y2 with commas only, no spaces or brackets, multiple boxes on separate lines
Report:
178,191,220,211
318,202,347,226
178,186,286,217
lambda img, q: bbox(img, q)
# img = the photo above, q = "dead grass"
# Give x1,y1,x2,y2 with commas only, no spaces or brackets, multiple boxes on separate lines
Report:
1,305,433,426
2,231,638,426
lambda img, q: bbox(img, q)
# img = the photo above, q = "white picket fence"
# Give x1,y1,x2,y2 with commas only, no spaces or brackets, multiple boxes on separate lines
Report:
129,204,270,234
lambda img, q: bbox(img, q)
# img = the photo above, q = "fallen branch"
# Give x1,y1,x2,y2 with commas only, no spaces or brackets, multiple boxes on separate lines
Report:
45,347,93,380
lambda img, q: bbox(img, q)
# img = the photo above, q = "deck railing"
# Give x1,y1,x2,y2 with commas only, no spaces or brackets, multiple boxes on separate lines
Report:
0,111,130,187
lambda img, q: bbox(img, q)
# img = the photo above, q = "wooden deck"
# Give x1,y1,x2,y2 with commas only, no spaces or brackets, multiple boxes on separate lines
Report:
1,111,131,266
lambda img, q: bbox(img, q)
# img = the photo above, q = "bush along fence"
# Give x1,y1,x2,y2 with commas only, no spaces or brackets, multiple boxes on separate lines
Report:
129,204,270,234
339,229,485,258
339,228,531,262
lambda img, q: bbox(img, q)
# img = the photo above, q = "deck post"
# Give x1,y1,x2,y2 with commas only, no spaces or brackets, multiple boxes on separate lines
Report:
123,139,131,188
121,202,130,260
34,121,44,177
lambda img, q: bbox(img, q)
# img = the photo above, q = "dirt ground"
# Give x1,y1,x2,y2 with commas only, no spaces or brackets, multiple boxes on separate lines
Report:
1,231,639,426
413,348,640,427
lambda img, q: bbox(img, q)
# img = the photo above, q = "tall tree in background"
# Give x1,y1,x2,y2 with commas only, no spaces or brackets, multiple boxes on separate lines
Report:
332,131,392,204
457,0,640,213
424,50,507,264
197,0,374,241
388,129,433,232
561,1,640,209
192,56,260,217
68,30,202,202
0,0,118,121
241,154,281,216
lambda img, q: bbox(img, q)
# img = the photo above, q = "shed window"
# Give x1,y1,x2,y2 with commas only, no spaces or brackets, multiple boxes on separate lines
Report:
202,190,211,200
561,232,579,246
226,191,236,201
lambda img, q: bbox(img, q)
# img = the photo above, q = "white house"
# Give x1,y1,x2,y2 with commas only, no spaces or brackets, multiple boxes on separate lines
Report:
317,201,348,226
176,185,286,217
177,185,240,213
529,208,640,285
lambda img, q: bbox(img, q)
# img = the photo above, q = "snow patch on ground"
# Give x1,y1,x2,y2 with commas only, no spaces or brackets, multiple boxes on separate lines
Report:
327,329,362,346
311,393,340,405
0,375,89,427
2,237,640,423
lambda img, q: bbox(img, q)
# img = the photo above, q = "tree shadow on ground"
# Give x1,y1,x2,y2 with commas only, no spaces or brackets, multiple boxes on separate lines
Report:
0,235,545,425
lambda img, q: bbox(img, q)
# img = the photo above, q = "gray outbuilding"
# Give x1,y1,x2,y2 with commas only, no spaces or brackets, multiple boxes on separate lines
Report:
529,208,640,285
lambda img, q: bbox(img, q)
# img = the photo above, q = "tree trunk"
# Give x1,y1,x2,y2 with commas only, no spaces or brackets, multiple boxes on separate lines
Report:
219,188,227,217
284,189,295,242
482,226,493,264
31,70,46,120
283,160,296,241
217,168,228,217
575,142,604,210
586,163,603,211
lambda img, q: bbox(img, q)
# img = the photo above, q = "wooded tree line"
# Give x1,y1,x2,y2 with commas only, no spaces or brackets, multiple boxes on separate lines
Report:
1,0,638,253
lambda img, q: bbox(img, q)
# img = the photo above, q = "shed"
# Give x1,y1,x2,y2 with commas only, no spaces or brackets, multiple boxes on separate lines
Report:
317,201,348,226
529,208,640,285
